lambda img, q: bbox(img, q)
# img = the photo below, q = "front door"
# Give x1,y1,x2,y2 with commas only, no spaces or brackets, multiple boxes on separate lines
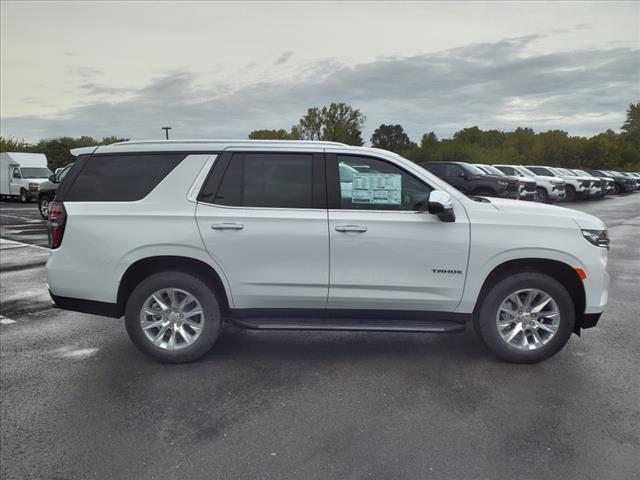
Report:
10,167,22,195
327,154,470,312
196,151,329,309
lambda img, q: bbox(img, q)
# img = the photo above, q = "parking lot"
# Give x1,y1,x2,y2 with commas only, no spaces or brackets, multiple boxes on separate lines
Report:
1,195,639,479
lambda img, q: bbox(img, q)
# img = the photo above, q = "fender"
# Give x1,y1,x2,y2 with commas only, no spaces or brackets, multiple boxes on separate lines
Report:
455,247,586,314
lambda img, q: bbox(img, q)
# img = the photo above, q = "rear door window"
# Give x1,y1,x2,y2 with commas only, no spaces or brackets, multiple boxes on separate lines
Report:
65,154,186,201
213,153,315,209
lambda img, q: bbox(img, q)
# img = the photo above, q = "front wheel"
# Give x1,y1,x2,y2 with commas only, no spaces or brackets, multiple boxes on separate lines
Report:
475,272,575,363
39,197,50,219
125,271,223,363
565,185,577,202
535,187,549,202
20,189,29,203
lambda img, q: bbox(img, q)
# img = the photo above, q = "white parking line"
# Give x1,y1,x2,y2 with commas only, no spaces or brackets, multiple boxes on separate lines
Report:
0,237,51,251
0,213,42,222
0,316,17,325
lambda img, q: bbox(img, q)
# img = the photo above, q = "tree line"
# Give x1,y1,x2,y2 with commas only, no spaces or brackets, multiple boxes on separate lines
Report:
0,136,128,171
249,101,640,170
2,101,638,171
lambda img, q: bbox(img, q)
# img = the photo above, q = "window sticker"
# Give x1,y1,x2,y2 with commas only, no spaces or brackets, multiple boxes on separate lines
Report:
351,173,402,205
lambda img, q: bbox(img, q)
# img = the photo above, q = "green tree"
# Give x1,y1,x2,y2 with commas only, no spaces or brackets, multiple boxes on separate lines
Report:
420,131,438,150
370,124,416,152
248,129,300,140
621,101,640,133
293,103,365,145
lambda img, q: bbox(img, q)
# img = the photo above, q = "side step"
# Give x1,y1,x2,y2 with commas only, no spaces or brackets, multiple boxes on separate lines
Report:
231,317,466,333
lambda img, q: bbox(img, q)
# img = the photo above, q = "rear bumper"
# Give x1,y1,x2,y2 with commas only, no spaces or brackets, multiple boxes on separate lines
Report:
49,291,121,318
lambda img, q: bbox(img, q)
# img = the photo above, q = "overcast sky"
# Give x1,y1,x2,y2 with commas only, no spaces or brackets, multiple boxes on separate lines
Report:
1,1,639,143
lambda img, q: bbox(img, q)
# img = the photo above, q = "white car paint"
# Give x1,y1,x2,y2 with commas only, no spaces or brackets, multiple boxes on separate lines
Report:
493,164,565,202
46,140,608,321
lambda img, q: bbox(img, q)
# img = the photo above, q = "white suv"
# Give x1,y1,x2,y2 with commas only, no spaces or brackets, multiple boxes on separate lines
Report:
493,165,566,203
46,140,609,364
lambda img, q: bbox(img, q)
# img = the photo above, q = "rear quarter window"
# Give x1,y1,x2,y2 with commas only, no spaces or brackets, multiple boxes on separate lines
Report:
65,154,186,201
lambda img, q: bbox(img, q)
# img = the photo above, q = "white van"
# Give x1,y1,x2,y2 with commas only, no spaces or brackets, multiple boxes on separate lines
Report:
0,152,53,203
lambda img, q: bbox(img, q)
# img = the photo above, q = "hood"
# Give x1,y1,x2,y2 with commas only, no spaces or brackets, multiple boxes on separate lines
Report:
518,177,536,184
23,178,50,184
483,174,517,184
487,197,606,230
532,174,564,184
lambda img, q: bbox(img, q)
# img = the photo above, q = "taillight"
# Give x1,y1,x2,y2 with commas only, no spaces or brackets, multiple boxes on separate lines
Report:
48,201,67,249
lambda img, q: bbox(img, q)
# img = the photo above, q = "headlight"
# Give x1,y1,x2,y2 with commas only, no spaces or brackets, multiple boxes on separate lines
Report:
582,229,609,249
29,183,39,192
497,180,509,186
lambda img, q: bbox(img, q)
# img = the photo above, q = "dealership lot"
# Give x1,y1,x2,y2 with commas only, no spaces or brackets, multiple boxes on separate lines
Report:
1,195,639,479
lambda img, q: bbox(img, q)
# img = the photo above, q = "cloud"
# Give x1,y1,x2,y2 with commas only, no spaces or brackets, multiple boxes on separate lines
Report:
274,51,294,65
2,37,639,143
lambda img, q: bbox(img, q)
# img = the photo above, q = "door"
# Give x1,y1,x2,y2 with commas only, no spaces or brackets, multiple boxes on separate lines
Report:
10,167,22,195
196,151,329,309
327,154,470,312
442,163,469,193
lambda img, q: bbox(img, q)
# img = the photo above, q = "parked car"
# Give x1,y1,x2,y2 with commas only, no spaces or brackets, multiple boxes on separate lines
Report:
492,165,565,203
0,152,52,203
46,140,609,365
620,172,640,190
572,169,613,196
555,168,603,199
37,164,74,219
418,161,520,199
474,164,536,201
526,166,591,201
588,170,636,194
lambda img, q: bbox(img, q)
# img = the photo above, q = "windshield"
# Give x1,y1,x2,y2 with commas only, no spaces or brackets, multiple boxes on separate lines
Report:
20,167,52,178
461,163,486,176
574,169,590,176
515,166,536,177
481,165,505,176
559,168,577,176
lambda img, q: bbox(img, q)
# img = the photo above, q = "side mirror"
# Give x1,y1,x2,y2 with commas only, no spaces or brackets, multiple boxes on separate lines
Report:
425,190,456,222
49,174,57,182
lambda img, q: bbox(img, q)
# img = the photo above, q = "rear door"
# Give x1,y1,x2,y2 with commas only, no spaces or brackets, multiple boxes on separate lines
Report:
326,153,470,312
195,151,329,309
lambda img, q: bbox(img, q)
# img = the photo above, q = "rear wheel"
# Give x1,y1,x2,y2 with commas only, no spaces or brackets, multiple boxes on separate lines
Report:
125,271,223,363
39,197,50,219
475,272,575,363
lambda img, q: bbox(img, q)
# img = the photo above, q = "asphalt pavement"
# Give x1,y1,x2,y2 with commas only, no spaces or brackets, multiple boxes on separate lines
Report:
1,195,639,480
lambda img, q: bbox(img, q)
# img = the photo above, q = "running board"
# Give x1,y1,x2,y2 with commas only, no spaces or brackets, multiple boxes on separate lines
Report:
231,317,467,333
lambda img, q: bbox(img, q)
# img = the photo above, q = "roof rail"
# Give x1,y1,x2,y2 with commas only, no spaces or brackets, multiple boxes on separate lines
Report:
107,139,348,147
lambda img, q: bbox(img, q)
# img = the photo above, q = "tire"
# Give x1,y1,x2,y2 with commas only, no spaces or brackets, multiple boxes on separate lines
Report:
39,197,50,220
565,185,576,202
535,187,549,202
474,272,575,363
125,271,223,363
20,189,29,203
613,183,622,194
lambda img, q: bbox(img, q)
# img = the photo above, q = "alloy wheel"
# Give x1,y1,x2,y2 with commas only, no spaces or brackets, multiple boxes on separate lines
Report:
139,288,204,350
496,288,560,350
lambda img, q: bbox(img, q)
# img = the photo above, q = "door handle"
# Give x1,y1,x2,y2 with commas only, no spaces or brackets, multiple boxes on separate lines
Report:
335,224,367,233
211,223,244,230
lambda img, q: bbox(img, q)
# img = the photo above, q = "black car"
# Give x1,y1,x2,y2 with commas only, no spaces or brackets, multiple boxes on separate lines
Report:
587,169,635,194
37,164,73,219
419,161,520,199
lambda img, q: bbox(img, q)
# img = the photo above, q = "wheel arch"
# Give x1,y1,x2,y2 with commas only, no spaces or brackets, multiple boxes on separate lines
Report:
116,256,232,318
472,258,586,333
